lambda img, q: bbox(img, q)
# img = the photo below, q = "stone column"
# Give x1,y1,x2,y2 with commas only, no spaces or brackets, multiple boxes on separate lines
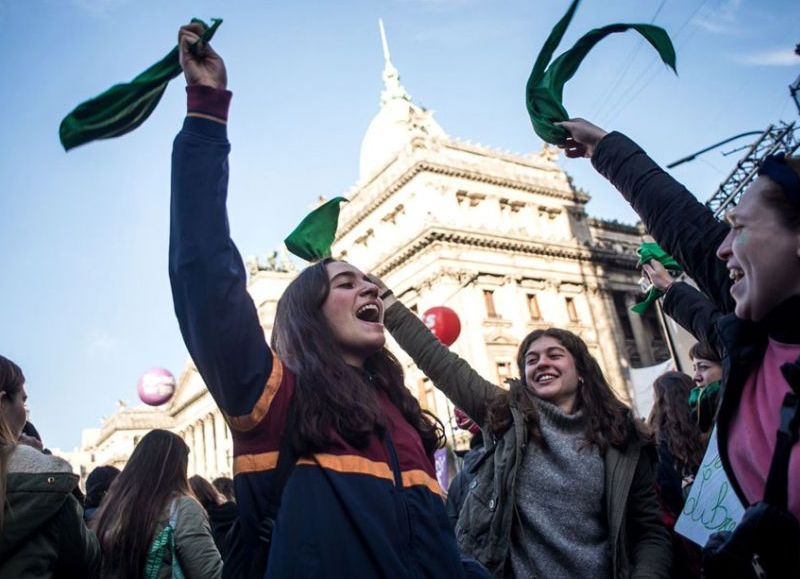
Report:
186,427,197,476
213,412,229,477
624,293,655,366
194,419,206,478
203,415,217,477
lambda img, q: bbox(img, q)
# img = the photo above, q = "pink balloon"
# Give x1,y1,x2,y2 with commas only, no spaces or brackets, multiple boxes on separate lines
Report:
137,368,176,406
422,306,461,346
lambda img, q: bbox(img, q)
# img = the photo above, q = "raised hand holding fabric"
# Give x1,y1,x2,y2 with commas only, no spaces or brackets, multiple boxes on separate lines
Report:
631,242,682,314
59,18,222,151
526,0,676,144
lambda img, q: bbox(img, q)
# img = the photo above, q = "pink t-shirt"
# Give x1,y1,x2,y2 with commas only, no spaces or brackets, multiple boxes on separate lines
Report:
728,339,800,519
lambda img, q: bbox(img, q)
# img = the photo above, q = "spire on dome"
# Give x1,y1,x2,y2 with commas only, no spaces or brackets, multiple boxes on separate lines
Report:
378,18,410,106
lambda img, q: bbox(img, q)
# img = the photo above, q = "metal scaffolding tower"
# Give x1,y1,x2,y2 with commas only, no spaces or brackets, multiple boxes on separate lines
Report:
705,122,799,218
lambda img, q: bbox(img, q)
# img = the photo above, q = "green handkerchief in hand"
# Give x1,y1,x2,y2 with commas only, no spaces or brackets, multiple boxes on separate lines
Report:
631,242,682,314
284,197,349,262
526,0,676,144
59,18,222,151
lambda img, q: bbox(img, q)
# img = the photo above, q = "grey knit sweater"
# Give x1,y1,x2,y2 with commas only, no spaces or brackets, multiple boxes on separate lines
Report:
508,399,611,579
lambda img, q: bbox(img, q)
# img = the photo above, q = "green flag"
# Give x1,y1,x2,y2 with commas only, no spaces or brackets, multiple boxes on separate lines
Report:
526,0,676,144
284,197,348,262
59,18,222,151
630,242,682,314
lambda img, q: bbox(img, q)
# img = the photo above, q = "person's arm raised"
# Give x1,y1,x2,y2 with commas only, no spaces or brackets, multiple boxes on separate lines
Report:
169,23,274,422
557,118,734,314
372,277,501,426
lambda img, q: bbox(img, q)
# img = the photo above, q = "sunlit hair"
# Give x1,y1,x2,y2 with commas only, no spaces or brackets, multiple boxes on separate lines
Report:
0,355,24,532
760,155,800,230
688,341,721,364
647,372,705,471
272,259,445,456
487,328,648,450
92,429,190,579
189,475,222,510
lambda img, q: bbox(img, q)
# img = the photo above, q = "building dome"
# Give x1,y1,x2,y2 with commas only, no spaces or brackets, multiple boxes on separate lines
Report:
359,20,446,182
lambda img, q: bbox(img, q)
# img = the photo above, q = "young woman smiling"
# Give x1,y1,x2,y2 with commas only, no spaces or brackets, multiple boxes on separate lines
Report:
373,283,671,579
558,118,800,576
169,23,485,579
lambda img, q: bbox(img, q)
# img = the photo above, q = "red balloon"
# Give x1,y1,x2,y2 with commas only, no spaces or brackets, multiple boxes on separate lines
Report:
422,306,461,346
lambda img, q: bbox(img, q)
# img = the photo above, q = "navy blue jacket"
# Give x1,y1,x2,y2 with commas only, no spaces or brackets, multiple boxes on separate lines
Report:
169,91,467,578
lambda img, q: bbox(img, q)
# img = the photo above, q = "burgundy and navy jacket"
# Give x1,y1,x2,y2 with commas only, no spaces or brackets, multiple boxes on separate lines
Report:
169,86,466,578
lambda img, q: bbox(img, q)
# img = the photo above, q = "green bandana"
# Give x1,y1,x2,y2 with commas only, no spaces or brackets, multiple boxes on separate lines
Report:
630,242,682,314
59,18,222,151
526,0,676,144
284,197,348,262
688,380,721,408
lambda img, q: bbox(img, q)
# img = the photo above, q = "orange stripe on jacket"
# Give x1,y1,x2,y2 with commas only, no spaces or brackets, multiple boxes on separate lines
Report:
402,469,445,498
234,451,443,497
224,352,283,432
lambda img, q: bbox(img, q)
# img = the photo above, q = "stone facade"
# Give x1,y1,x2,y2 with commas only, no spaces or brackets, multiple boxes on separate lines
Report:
57,29,667,484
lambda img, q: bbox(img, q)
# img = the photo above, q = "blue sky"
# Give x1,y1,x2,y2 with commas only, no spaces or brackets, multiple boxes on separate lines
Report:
1,0,797,450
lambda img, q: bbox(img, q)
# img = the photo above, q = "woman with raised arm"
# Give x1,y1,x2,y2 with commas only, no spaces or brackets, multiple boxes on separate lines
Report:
642,260,724,432
372,281,671,578
0,355,100,579
92,429,222,579
558,118,800,577
168,22,486,579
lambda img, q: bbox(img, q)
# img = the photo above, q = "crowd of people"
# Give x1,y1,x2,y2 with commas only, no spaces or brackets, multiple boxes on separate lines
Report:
1,21,798,579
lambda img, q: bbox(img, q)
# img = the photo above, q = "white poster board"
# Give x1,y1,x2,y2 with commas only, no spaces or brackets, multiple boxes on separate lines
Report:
675,427,745,546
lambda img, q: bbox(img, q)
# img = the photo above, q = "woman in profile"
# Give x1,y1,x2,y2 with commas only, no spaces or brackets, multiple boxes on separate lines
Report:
0,355,100,578
92,429,222,579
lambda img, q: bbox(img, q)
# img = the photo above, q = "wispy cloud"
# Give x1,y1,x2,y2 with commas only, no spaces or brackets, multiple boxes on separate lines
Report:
86,329,120,359
692,0,743,35
733,48,800,67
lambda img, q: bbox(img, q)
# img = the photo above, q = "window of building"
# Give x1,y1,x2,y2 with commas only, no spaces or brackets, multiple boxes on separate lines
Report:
565,296,579,322
484,290,498,318
496,361,513,384
527,294,542,321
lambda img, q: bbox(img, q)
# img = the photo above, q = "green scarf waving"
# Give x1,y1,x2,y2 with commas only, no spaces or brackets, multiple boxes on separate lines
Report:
526,0,676,144
59,18,222,151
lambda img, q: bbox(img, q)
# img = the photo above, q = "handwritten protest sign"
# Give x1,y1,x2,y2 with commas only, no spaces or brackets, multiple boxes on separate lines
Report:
675,428,745,546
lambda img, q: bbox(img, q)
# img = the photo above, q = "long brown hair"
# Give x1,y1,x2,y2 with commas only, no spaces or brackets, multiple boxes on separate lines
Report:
487,328,646,451
0,355,24,531
189,475,222,510
648,372,705,471
92,429,190,579
272,259,445,456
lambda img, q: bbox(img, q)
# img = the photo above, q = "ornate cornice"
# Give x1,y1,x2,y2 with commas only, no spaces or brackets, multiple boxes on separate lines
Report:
337,159,586,239
374,227,639,277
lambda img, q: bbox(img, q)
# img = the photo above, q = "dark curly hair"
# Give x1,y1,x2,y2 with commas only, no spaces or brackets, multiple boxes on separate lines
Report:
487,328,648,451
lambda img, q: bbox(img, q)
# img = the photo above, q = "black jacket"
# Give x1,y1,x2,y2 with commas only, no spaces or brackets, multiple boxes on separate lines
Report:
592,131,800,510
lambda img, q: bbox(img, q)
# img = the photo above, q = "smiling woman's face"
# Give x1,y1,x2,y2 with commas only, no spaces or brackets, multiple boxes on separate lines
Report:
523,336,580,413
321,261,386,367
716,177,800,321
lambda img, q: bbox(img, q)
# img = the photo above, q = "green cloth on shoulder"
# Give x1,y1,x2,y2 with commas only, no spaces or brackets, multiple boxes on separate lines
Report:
59,18,222,151
630,242,682,314
526,0,676,144
284,197,348,262
688,380,721,408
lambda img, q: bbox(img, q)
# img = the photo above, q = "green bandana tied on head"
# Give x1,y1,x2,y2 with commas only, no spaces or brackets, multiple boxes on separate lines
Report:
284,197,348,262
526,0,677,144
631,242,682,314
59,18,222,151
